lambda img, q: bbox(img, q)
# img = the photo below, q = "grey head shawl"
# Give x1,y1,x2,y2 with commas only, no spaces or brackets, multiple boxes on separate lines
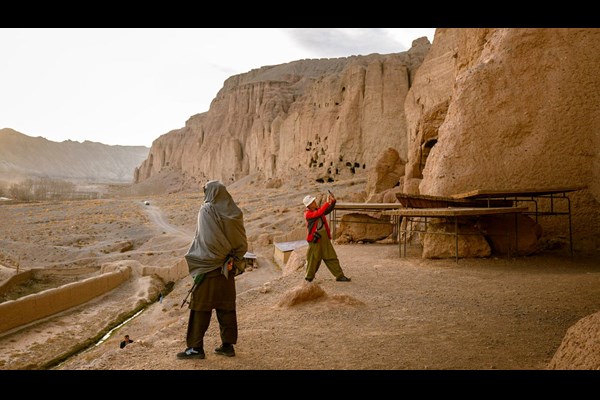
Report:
184,180,248,279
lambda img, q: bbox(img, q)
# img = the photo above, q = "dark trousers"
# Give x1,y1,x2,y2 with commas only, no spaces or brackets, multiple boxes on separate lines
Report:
186,309,238,349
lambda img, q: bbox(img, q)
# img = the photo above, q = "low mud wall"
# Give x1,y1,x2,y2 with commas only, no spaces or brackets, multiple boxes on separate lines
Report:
0,267,130,335
140,258,189,283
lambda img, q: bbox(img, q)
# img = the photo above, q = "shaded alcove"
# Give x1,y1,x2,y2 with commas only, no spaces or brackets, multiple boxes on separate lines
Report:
419,138,438,178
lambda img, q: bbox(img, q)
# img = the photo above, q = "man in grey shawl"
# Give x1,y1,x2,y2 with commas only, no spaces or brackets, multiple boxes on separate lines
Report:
177,180,248,359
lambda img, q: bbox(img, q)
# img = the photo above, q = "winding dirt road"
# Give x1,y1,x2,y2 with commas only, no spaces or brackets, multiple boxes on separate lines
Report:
144,205,193,238
0,201,281,369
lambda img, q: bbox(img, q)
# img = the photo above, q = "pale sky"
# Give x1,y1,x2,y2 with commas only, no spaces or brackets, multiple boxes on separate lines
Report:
0,28,435,147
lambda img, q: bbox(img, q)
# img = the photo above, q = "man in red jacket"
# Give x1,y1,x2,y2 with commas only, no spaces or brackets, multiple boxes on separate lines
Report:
303,191,351,283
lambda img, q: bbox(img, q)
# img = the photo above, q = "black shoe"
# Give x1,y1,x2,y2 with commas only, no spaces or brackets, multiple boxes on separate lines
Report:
214,344,235,357
176,347,205,359
305,277,313,282
336,276,351,282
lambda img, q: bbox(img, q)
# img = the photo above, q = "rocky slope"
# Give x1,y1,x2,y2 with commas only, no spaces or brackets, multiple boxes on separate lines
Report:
0,128,149,184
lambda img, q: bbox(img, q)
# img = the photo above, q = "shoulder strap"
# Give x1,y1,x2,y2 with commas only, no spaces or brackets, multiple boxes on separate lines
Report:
317,217,324,231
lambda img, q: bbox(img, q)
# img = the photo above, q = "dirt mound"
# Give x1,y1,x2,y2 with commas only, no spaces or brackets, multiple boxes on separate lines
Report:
276,281,365,308
0,265,15,283
277,281,327,307
329,294,365,307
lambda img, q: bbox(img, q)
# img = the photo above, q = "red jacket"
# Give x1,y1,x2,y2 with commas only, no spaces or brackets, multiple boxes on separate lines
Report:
304,199,336,243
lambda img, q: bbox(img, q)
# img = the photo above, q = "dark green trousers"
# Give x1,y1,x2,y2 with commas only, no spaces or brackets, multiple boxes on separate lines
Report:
186,309,238,349
305,226,344,280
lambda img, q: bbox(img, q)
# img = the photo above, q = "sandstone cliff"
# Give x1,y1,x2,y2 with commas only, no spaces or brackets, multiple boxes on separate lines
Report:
403,28,459,192
403,28,600,253
134,38,431,186
0,128,149,183
136,29,600,254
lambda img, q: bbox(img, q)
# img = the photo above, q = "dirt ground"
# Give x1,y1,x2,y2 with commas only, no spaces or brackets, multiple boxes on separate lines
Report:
1,174,600,370
55,248,600,370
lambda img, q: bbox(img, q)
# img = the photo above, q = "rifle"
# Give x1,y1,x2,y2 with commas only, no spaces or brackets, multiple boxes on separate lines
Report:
180,274,205,308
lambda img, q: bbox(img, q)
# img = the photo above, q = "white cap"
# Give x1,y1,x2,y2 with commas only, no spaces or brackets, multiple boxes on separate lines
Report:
302,195,316,208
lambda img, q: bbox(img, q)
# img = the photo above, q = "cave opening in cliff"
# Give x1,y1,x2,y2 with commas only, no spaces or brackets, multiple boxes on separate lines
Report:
419,138,438,177
315,177,334,183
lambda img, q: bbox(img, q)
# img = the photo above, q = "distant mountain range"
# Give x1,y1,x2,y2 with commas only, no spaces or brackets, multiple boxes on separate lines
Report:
0,128,149,184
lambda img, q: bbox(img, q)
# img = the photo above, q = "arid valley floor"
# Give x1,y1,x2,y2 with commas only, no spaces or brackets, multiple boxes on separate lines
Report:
1,175,599,370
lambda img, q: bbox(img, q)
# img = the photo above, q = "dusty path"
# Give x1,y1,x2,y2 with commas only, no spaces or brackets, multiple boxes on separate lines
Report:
144,205,193,238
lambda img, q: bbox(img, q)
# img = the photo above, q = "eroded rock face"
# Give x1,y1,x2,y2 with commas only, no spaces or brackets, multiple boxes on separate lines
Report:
135,39,431,186
404,28,459,183
422,221,491,259
333,147,404,243
335,213,394,243
137,29,600,254
476,214,543,256
547,310,600,370
420,29,600,197
404,28,600,254
365,148,405,202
